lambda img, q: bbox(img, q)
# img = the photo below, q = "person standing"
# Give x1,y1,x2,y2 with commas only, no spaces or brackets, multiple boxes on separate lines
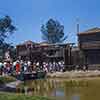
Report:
16,61,20,74
0,62,3,75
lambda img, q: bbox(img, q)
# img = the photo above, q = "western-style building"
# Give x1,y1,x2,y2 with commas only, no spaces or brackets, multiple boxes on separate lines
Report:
16,27,100,70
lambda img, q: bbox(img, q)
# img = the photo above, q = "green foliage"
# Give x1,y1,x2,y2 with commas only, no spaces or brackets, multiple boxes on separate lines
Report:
0,15,16,60
41,19,67,43
0,15,16,43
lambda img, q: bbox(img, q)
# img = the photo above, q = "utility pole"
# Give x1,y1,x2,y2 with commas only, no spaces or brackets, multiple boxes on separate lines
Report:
76,18,80,34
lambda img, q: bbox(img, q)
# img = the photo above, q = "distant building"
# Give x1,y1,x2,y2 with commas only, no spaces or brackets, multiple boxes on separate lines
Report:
16,40,73,65
78,27,100,69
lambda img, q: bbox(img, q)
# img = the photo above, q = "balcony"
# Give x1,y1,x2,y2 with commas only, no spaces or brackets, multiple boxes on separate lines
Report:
80,41,100,49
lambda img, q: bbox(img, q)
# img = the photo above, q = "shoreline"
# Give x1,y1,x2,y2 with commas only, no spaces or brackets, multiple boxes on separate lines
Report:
47,70,100,79
0,92,51,100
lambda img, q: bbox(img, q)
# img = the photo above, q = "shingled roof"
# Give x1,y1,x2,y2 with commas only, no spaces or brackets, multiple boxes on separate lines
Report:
78,27,100,35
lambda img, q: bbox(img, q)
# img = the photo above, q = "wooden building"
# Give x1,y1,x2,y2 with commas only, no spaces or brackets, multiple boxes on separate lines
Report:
16,40,73,65
78,27,100,69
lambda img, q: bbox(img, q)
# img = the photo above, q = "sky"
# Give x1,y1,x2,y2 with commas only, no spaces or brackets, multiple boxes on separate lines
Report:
0,0,100,45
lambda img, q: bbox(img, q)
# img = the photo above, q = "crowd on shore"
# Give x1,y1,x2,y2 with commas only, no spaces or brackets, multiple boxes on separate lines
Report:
0,60,65,75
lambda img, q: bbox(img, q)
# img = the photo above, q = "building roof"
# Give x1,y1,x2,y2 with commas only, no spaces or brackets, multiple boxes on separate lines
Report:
16,40,74,48
16,40,39,47
23,40,35,45
78,27,100,35
39,42,50,46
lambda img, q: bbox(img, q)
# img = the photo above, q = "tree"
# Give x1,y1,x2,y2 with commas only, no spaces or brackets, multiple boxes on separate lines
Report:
0,15,16,60
41,19,67,44
0,15,16,44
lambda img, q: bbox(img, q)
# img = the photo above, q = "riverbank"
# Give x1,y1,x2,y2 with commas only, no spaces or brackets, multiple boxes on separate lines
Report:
0,76,17,92
0,92,52,100
47,70,100,78
0,76,16,85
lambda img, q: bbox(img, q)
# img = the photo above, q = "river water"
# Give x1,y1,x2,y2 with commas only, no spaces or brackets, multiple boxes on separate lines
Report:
16,78,100,100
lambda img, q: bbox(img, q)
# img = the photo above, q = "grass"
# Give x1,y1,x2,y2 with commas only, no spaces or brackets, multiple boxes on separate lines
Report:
0,92,53,100
0,76,16,85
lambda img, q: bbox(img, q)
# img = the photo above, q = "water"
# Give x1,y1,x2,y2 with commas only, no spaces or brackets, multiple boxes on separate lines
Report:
16,78,100,100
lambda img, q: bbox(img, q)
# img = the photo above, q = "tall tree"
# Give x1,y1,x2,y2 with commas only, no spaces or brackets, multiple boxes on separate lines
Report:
0,15,16,60
0,15,16,44
41,19,67,43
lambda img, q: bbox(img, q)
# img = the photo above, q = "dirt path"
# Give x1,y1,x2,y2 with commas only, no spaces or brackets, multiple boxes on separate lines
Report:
47,70,100,78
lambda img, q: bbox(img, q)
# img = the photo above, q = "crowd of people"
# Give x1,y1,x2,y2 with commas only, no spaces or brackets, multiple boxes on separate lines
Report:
0,60,65,75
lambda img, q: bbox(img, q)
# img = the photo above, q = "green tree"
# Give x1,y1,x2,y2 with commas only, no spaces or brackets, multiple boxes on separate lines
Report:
0,15,16,44
0,15,16,60
41,19,67,43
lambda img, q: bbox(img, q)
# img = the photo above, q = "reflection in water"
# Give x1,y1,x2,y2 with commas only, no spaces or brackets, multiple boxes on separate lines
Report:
72,94,80,100
55,90,64,97
16,78,100,100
